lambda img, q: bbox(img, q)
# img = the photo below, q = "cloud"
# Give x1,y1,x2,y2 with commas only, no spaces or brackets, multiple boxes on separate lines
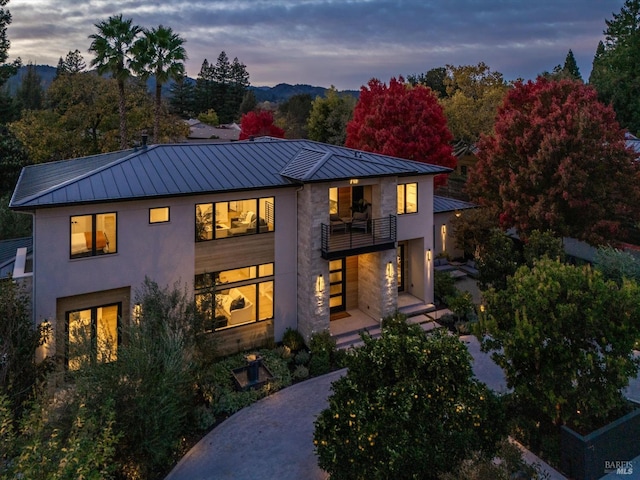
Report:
6,0,623,89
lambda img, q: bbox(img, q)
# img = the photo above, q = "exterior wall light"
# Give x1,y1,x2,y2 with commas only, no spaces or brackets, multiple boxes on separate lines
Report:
316,274,325,294
349,179,359,185
386,261,394,279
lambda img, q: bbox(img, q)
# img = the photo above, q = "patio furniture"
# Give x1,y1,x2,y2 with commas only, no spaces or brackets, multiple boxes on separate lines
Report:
351,211,369,233
330,214,347,233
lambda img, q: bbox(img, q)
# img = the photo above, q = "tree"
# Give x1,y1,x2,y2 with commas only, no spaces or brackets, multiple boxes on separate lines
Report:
521,229,564,267
197,108,219,126
314,316,505,480
56,49,87,76
439,63,510,144
346,77,456,186
479,259,640,432
15,62,43,111
0,193,31,239
593,245,640,285
276,93,313,138
239,89,257,115
407,66,448,97
168,72,195,118
450,207,498,259
476,229,519,292
239,110,285,140
0,0,21,88
467,77,640,246
307,86,355,145
132,25,187,143
88,14,142,149
589,0,640,134
540,50,583,82
0,278,49,418
0,127,28,195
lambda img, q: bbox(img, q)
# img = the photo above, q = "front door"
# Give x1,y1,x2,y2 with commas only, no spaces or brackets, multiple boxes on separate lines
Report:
329,258,346,314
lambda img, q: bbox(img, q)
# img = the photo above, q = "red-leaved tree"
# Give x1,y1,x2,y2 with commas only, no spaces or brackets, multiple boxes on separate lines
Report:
345,77,456,187
467,77,640,246
239,110,285,140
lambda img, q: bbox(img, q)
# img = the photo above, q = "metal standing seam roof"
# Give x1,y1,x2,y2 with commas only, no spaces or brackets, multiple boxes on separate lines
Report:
433,195,477,214
10,138,451,210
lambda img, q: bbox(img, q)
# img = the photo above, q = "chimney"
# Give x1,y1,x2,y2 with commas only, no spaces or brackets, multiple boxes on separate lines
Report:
141,133,148,148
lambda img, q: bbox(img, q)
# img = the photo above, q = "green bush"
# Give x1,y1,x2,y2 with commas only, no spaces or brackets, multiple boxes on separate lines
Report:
292,365,310,381
294,350,310,365
309,330,336,355
282,327,306,351
434,269,456,305
309,351,331,376
314,318,506,480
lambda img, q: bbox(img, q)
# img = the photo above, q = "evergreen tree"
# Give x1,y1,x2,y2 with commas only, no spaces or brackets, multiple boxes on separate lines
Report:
15,62,43,111
169,72,195,118
563,49,582,80
57,49,86,76
307,86,356,145
194,58,214,114
239,89,257,115
589,0,640,134
0,0,21,88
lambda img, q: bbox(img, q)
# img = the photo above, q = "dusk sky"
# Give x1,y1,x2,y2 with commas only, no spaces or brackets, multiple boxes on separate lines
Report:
6,0,625,90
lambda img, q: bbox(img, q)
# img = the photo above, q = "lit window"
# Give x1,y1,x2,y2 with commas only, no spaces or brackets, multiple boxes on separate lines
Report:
196,197,275,242
67,303,120,370
70,213,117,258
149,207,170,223
195,263,274,331
397,183,417,215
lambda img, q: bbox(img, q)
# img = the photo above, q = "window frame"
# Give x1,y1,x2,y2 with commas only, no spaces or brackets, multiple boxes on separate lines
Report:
397,182,418,215
149,206,170,224
195,196,275,242
65,302,122,370
195,262,275,331
70,212,117,259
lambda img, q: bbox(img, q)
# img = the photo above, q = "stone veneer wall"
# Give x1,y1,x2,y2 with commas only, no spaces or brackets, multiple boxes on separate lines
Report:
357,249,397,321
357,178,398,320
296,184,330,341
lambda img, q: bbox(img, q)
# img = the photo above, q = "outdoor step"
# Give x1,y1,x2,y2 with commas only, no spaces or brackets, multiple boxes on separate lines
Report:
398,302,436,318
335,315,442,350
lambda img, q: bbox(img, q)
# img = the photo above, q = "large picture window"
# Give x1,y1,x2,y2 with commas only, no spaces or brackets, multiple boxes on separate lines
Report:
66,303,120,370
196,197,274,241
195,263,274,330
397,183,418,215
70,212,117,258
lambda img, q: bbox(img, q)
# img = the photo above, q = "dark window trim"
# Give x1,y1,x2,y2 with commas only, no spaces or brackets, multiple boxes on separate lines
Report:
65,302,122,369
70,212,117,259
149,206,170,224
397,182,418,215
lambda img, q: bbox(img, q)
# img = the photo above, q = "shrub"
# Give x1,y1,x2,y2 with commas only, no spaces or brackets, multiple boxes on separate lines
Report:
434,269,456,305
446,291,475,322
309,351,331,376
282,328,306,351
294,350,310,365
292,365,310,381
309,330,336,355
314,320,506,480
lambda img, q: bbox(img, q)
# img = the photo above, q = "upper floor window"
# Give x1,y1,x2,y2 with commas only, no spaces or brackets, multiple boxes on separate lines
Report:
70,213,117,258
196,197,275,241
149,207,170,224
397,183,417,215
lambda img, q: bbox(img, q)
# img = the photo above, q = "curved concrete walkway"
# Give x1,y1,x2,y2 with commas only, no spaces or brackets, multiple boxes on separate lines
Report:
165,369,346,480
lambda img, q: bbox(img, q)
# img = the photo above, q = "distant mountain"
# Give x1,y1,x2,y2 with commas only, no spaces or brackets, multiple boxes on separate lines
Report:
5,64,358,104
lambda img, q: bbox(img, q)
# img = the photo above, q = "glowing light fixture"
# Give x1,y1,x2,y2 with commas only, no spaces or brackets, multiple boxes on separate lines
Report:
386,261,393,279
316,274,325,294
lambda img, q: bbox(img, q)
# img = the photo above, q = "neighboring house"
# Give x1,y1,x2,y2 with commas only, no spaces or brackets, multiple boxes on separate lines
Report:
433,196,476,258
0,236,32,279
186,119,241,142
9,138,449,363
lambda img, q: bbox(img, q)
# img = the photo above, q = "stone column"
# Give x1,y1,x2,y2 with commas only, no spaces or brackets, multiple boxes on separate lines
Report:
296,184,330,342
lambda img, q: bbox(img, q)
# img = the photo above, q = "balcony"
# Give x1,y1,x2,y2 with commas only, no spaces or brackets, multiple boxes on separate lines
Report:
321,215,397,260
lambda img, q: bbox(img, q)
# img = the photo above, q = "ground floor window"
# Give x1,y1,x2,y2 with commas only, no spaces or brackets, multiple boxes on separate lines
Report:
195,263,274,331
66,303,120,370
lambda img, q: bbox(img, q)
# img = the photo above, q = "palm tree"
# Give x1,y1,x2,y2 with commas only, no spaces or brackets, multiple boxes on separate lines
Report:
132,25,187,143
88,15,142,150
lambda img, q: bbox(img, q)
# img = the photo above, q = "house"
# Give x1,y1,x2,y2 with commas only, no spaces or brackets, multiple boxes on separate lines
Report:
9,138,450,362
433,195,476,258
185,119,241,142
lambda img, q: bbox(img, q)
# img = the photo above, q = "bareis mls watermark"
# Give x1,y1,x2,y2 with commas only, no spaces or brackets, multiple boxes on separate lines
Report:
604,460,634,475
